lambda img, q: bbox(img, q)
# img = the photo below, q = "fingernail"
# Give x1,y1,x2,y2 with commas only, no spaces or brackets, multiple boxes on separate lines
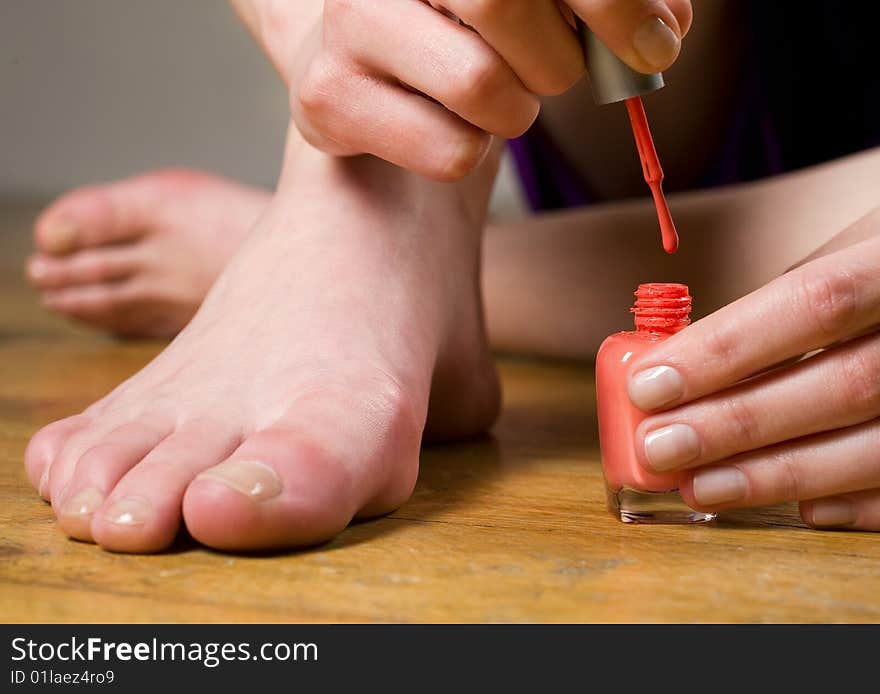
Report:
444,136,489,180
810,499,855,528
633,17,680,71
644,424,700,471
197,460,282,501
628,365,684,410
43,221,78,254
103,496,151,526
27,257,49,281
693,467,748,506
59,487,104,518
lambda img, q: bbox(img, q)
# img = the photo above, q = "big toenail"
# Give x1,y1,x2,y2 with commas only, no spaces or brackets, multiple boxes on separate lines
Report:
44,221,77,253
59,488,104,518
197,460,282,501
103,497,151,526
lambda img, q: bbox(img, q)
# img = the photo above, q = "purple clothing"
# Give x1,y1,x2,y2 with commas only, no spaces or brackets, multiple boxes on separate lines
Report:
510,2,880,212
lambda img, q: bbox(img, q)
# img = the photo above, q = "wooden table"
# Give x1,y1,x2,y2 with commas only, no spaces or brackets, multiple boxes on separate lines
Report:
1,199,878,623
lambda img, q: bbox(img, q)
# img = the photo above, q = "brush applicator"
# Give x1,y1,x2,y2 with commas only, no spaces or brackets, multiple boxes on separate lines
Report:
577,20,679,254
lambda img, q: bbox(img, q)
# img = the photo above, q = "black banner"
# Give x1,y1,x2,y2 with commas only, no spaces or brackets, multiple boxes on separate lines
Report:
2,624,874,690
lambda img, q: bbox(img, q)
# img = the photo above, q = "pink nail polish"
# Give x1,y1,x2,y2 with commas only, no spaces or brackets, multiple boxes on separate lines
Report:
596,283,714,524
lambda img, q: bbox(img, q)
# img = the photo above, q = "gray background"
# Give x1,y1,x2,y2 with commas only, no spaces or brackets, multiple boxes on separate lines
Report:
0,0,525,216
2,1,292,196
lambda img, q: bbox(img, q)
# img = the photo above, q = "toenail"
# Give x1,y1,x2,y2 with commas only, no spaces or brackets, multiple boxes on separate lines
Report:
44,221,78,254
59,487,104,518
103,496,151,526
38,467,51,498
197,460,282,501
27,258,49,280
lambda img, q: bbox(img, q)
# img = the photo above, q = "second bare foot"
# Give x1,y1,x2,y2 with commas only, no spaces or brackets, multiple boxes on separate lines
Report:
28,169,269,337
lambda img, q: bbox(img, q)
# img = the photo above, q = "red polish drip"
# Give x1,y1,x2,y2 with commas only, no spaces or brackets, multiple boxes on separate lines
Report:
624,96,679,254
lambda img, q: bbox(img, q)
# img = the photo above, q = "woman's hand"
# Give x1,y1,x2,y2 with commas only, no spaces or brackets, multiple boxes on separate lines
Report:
626,206,880,531
233,0,692,181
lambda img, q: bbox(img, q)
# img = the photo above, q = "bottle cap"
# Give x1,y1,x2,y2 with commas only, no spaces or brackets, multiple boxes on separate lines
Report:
578,21,665,105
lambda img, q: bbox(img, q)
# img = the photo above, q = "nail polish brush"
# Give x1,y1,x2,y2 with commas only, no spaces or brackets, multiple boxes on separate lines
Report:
577,20,679,254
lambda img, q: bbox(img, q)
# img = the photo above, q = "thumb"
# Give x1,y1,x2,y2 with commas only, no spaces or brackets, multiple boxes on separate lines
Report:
569,0,693,74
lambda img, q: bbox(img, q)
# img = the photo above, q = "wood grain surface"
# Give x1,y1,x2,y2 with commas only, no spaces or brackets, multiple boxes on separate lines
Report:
1,199,878,623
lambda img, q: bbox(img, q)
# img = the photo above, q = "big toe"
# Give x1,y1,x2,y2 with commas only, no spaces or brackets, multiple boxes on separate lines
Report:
34,183,145,256
183,382,423,551
182,430,360,551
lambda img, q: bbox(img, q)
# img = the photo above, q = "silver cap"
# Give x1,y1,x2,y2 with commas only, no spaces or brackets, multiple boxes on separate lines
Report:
578,21,664,105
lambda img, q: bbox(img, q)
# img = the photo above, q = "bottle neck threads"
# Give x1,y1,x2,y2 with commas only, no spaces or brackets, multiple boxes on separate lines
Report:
631,283,691,334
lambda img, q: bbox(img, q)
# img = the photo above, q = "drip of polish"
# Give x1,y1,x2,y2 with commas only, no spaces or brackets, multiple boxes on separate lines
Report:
624,96,679,254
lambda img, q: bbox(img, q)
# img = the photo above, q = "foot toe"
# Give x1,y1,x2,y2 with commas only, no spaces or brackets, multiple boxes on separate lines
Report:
24,415,90,499
27,247,140,291
41,282,140,325
34,184,139,255
54,422,171,541
183,428,360,551
89,421,241,553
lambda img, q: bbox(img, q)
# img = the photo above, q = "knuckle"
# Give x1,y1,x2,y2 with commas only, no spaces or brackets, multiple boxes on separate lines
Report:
296,59,339,125
701,324,740,372
773,450,803,502
455,47,505,106
720,397,761,450
838,347,880,412
796,269,859,341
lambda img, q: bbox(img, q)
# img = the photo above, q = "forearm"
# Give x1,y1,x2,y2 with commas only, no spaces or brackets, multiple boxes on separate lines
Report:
483,146,880,360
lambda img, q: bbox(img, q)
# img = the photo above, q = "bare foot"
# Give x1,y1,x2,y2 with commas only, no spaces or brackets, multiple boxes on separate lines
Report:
24,134,501,552
28,169,268,337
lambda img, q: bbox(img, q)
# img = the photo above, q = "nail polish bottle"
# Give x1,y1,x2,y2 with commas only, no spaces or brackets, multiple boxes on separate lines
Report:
596,283,715,524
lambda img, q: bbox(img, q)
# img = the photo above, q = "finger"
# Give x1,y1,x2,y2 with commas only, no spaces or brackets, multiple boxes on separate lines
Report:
635,332,880,473
441,0,584,95
800,489,880,532
297,57,492,181
288,21,362,157
27,247,141,290
569,0,692,73
627,235,880,411
331,0,539,139
677,418,880,512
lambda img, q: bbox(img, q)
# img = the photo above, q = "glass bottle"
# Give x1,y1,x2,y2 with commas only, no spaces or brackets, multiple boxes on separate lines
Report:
596,283,715,524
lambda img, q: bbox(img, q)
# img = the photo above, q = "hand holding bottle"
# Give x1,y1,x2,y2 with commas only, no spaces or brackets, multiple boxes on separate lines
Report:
625,207,880,531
